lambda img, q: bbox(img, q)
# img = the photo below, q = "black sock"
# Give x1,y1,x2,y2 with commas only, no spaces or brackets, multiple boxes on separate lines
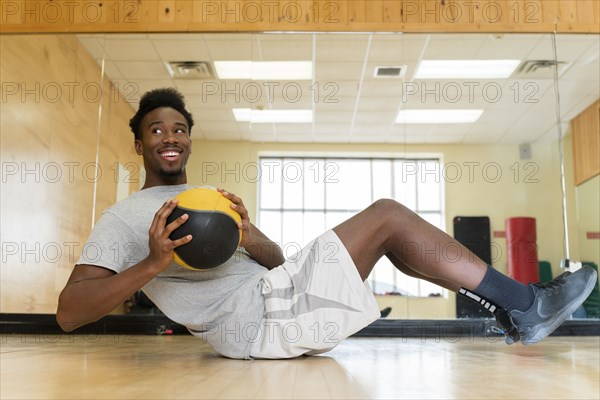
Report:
474,265,535,312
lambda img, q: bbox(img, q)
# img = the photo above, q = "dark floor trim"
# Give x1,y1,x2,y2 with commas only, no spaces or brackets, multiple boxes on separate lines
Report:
2,313,599,339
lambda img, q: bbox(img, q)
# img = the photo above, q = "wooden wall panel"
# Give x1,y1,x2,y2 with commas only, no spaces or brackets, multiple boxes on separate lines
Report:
1,0,599,34
0,35,139,313
572,100,600,186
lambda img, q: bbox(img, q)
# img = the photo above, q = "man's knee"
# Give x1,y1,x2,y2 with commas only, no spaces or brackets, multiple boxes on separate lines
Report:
370,198,403,213
369,199,415,223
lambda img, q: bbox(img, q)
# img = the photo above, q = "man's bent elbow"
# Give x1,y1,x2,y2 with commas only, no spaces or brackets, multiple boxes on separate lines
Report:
56,292,82,332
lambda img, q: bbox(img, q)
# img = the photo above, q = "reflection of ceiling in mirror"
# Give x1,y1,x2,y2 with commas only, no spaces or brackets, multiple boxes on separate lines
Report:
77,33,599,144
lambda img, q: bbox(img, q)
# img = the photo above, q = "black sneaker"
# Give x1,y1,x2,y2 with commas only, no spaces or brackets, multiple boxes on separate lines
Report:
494,307,520,344
509,266,598,345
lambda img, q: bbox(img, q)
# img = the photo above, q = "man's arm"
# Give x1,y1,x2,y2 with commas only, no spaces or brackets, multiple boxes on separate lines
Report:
218,188,285,269
56,199,192,331
241,223,285,270
56,261,161,331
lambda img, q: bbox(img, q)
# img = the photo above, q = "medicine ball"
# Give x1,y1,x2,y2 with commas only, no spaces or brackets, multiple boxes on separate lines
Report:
166,188,241,270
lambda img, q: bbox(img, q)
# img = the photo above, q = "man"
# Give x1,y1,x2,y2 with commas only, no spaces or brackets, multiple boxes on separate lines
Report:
57,88,597,359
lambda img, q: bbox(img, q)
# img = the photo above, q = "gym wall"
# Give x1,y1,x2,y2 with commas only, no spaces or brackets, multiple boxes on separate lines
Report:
1,0,598,317
0,35,140,313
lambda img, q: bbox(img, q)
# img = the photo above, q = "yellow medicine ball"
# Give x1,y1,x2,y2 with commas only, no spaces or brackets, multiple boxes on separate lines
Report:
166,188,242,270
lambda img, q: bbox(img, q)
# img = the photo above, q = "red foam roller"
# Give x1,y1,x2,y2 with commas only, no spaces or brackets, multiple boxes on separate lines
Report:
506,217,539,284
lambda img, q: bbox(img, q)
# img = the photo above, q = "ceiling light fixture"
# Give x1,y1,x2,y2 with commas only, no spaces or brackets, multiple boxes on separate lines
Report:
395,109,483,124
233,108,313,123
415,60,521,79
214,61,313,80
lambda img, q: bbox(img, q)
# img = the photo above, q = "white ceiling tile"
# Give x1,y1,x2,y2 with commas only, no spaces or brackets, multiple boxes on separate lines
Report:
315,97,356,111
387,134,428,144
316,39,369,62
355,111,397,124
462,125,507,143
351,124,392,135
429,124,472,136
462,133,503,144
315,62,364,80
475,35,541,59
103,39,160,61
359,80,405,98
313,135,351,143
357,96,401,111
526,34,597,63
259,40,312,61
184,93,236,109
350,135,390,143
152,40,211,62
189,108,235,121
368,37,427,63
114,61,170,80
205,40,254,60
560,53,600,82
390,125,433,135
274,124,313,135
556,34,600,61
325,80,360,99
276,134,315,143
314,123,351,136
427,134,466,143
196,122,241,136
423,37,486,59
127,80,177,97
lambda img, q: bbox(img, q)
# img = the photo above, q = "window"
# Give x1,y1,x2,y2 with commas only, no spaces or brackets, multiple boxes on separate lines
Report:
257,156,445,297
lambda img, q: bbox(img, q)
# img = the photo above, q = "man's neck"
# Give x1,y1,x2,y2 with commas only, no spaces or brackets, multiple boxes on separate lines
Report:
141,177,187,190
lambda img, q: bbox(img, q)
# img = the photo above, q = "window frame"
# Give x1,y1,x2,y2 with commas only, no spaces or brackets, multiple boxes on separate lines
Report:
256,151,447,298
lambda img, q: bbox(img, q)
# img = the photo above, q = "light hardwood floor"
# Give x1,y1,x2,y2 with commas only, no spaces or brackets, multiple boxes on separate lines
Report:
1,334,599,399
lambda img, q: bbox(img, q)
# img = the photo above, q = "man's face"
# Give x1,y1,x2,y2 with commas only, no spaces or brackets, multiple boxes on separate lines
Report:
135,107,192,184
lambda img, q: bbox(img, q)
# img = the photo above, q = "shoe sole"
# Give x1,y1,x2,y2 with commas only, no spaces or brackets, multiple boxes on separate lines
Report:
521,270,598,345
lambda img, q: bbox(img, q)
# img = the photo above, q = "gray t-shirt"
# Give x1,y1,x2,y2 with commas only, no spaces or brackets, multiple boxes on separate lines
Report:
76,184,269,359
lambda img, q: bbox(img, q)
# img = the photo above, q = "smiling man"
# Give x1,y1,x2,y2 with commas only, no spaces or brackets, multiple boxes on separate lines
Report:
57,88,598,359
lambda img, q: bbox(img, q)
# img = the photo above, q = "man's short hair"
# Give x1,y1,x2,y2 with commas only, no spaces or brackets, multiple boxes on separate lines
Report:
129,88,195,140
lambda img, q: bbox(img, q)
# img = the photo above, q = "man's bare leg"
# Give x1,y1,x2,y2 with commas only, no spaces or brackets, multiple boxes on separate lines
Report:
332,199,486,290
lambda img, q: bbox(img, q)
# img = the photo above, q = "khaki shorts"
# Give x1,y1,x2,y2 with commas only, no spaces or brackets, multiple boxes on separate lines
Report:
250,230,381,359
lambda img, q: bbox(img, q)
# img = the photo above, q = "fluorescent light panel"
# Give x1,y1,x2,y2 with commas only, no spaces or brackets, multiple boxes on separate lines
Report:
396,109,483,124
214,61,313,80
233,108,313,123
415,60,521,79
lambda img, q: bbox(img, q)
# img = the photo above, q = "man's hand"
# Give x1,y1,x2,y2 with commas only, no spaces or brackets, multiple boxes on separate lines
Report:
217,188,285,269
147,199,193,272
216,188,252,247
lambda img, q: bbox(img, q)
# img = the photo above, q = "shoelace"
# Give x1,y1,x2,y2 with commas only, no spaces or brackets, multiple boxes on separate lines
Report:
530,273,570,295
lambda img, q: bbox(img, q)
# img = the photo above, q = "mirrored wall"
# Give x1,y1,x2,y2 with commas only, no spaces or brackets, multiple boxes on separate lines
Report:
1,32,598,320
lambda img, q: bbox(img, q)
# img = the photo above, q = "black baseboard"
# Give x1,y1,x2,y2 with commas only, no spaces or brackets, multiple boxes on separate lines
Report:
1,313,599,339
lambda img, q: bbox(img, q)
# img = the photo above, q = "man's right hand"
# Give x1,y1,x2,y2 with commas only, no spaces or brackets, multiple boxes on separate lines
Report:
146,199,192,273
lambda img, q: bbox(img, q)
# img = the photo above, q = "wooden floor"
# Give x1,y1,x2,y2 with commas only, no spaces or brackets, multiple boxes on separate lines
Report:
1,334,599,399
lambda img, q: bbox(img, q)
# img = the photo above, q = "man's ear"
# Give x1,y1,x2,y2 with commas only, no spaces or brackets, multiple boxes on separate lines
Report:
134,139,143,155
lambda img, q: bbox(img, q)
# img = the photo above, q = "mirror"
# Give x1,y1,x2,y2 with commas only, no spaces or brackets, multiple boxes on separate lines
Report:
1,32,598,322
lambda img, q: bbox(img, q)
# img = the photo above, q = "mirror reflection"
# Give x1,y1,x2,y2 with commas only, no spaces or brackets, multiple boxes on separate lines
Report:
1,32,598,323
